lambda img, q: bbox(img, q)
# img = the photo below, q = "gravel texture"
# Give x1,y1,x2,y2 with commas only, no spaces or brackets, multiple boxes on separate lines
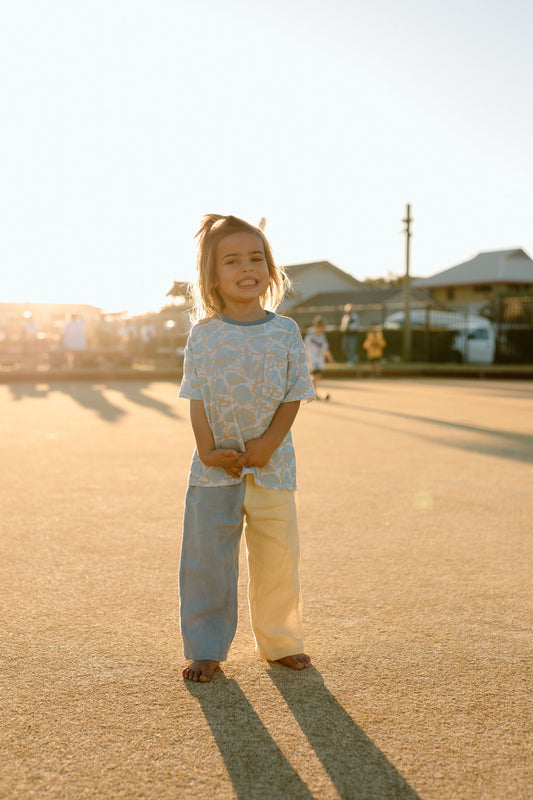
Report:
1,378,531,800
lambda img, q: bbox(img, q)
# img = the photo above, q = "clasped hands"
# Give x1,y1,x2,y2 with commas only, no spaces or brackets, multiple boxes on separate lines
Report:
202,436,274,478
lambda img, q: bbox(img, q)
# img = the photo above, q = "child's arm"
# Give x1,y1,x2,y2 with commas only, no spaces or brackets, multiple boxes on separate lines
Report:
189,399,242,477
237,401,300,468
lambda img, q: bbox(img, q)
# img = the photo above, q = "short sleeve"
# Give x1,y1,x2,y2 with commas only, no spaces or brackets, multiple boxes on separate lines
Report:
178,335,202,400
283,322,315,404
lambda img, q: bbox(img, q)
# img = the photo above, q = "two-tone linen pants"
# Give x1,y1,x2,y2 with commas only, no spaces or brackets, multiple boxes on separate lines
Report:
179,473,304,662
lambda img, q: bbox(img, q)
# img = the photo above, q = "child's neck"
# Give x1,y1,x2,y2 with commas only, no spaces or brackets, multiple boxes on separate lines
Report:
221,301,268,323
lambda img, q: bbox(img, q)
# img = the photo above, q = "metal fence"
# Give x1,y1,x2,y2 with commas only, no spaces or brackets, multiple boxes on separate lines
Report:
492,296,533,363
288,296,533,364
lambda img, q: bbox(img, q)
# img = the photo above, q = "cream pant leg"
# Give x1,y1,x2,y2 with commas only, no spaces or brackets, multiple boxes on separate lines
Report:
243,474,304,660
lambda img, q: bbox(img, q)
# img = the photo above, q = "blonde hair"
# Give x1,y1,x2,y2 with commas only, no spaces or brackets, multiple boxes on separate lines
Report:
189,214,290,323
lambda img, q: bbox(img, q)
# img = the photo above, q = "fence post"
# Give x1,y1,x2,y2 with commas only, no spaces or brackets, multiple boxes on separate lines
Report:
425,304,431,362
402,204,413,362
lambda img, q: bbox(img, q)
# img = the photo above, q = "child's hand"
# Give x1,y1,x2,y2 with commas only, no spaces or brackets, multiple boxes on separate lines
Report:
202,448,243,478
237,437,274,469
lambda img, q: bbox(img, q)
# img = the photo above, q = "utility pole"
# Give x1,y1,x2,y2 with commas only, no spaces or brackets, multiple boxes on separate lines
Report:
402,203,413,362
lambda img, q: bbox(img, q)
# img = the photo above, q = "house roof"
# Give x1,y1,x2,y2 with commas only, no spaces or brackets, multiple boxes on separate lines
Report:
167,281,191,297
414,249,533,288
283,261,363,287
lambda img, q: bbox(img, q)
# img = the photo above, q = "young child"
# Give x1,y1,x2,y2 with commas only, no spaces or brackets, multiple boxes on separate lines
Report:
304,315,334,400
363,322,387,375
178,214,316,683
340,303,360,365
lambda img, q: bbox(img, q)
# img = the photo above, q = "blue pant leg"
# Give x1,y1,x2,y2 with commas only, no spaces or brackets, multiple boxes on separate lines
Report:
179,483,246,661
345,334,358,363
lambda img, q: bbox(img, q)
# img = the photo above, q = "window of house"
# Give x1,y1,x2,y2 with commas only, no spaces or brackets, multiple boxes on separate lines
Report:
446,288,455,300
473,285,491,293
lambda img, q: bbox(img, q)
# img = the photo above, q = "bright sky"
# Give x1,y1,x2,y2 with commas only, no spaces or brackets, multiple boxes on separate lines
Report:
2,0,532,314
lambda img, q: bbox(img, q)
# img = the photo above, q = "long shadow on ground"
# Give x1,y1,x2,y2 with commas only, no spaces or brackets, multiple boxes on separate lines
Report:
185,670,313,799
325,401,533,465
267,664,422,800
7,381,179,422
186,666,421,800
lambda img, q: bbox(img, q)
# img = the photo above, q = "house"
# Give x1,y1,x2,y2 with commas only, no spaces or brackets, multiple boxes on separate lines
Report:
413,248,533,311
166,281,191,301
279,261,364,312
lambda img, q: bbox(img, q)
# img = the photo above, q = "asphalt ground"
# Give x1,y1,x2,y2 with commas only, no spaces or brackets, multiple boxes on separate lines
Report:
1,378,531,800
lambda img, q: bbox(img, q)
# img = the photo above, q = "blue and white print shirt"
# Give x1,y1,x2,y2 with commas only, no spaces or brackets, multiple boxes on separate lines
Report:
179,312,315,490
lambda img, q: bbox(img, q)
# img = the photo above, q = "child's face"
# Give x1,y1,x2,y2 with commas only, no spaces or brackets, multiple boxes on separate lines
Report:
214,232,270,310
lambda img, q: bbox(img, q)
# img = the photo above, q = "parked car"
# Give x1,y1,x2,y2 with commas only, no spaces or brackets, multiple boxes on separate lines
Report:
384,310,496,364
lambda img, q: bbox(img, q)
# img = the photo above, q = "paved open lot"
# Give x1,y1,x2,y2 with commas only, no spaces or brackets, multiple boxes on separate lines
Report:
1,378,531,800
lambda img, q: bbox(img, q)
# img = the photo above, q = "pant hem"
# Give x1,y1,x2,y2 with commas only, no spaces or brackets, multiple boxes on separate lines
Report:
257,645,305,661
183,653,228,662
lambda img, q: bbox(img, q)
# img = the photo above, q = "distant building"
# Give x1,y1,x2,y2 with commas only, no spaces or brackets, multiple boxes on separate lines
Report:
279,261,364,312
414,249,533,311
164,282,194,334
166,281,191,301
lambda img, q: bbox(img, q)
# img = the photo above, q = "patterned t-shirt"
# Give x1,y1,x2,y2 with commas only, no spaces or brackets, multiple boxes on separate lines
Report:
179,312,315,490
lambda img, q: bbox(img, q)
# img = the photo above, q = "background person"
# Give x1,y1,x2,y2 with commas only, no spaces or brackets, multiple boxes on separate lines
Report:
62,313,87,368
22,311,40,367
363,322,387,375
304,315,334,400
340,303,360,365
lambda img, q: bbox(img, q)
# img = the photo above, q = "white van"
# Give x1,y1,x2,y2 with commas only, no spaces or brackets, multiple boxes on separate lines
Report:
384,309,496,364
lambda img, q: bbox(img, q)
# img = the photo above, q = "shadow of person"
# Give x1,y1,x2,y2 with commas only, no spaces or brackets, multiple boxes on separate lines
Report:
348,402,533,465
8,383,50,401
107,381,180,419
184,670,314,800
54,383,126,422
267,664,422,800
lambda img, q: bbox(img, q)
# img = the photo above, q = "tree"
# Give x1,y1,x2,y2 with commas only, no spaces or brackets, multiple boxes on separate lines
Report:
361,271,402,288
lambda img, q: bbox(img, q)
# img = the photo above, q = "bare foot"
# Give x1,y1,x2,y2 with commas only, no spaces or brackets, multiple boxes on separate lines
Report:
276,653,312,670
182,660,220,682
